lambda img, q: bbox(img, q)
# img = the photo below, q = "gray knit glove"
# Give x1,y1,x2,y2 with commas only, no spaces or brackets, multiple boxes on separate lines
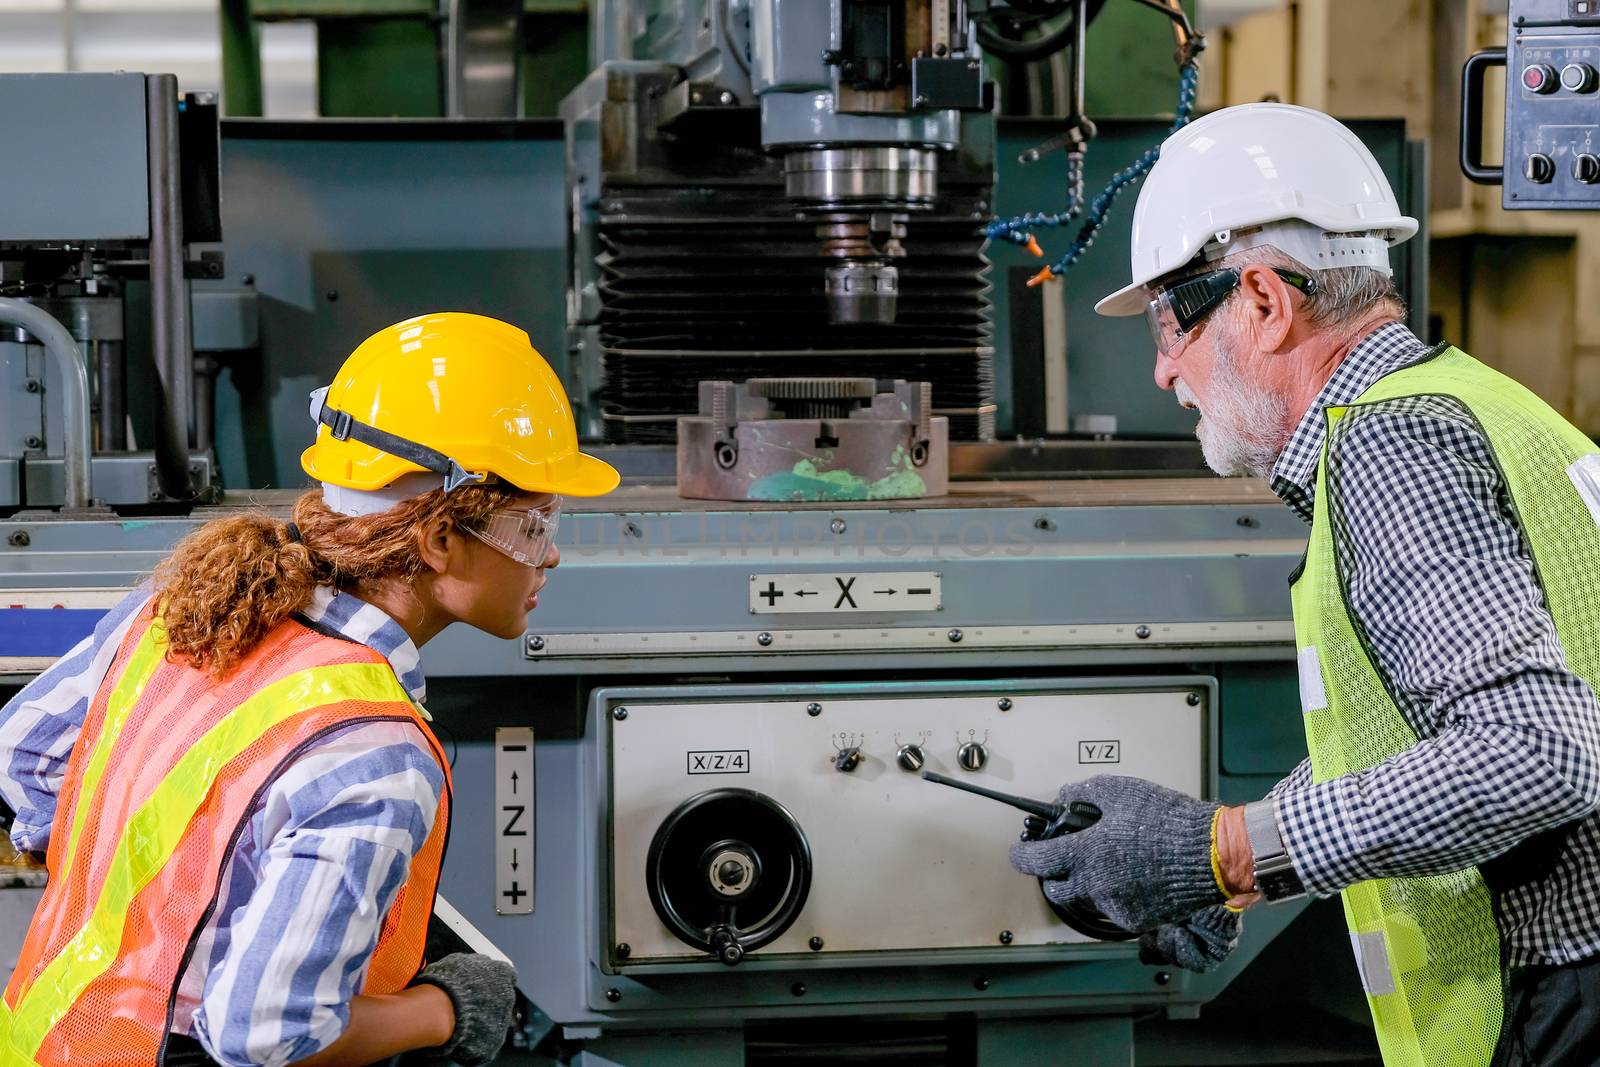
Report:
1137,906,1240,973
1008,775,1224,932
411,952,517,1065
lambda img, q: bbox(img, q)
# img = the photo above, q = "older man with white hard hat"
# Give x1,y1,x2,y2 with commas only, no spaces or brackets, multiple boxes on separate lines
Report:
1008,102,1600,1065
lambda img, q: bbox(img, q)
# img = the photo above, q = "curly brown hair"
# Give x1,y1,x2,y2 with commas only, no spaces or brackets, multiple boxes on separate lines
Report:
153,483,517,677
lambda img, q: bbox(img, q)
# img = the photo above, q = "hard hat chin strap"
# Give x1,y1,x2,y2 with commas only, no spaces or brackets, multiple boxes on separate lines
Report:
308,387,490,493
1203,219,1397,277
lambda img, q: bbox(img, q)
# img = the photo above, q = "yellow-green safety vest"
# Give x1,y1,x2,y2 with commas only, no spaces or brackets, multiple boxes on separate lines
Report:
1290,344,1600,1065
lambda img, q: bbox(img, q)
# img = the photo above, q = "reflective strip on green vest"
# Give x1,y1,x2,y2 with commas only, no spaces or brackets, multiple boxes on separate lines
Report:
1291,345,1600,1066
5,624,411,1059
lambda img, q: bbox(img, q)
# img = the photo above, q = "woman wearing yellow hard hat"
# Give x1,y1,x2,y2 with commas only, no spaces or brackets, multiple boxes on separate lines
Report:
0,313,615,1066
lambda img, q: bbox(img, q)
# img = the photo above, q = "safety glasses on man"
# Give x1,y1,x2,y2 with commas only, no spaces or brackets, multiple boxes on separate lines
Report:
462,497,562,566
1144,266,1319,358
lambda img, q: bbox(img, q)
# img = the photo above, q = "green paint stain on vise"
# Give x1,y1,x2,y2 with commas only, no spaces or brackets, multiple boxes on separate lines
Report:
748,453,926,502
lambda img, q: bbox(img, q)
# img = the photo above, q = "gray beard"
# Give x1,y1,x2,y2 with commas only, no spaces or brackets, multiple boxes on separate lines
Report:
1175,330,1287,479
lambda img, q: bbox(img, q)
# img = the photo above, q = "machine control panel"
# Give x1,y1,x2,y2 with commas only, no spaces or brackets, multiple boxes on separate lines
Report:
1465,2,1600,207
605,682,1209,965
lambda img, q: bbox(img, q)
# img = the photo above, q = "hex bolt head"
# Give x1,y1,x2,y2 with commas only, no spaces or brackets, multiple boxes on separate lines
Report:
973,976,990,991
526,635,546,653
829,518,847,535
947,628,964,643
791,982,807,997
807,702,823,716
757,632,774,647
613,707,629,722
997,697,1013,711
809,936,824,951
615,943,631,960
605,988,622,1003
1135,625,1152,640
1187,692,1201,706
998,930,1014,945
6,531,30,548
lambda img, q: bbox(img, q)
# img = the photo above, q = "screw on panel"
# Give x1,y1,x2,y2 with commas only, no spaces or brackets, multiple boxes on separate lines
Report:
6,531,29,548
605,988,622,1003
830,518,847,535
1034,516,1056,531
757,632,774,647
973,976,990,991
615,943,631,960
1236,515,1260,528
23,379,40,394
622,521,642,538
947,628,963,643
526,635,546,653
613,707,629,722
23,436,42,450
1187,692,1201,706
1154,971,1172,986
998,930,1014,945
325,289,339,302
718,90,735,105
809,936,824,951
807,703,822,717
791,982,807,997
997,697,1012,711
1135,625,1152,640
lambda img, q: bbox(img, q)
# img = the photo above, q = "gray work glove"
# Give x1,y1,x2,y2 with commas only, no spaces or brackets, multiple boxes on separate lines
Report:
411,952,517,1065
1008,775,1224,932
1137,906,1240,973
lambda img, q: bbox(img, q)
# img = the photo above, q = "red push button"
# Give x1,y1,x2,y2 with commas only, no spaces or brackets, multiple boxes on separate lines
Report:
1525,63,1559,93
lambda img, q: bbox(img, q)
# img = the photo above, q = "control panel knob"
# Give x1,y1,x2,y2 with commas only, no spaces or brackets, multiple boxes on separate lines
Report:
1576,154,1600,184
957,741,989,772
1563,62,1598,93
895,743,926,772
834,746,863,773
1524,63,1559,94
1526,153,1556,184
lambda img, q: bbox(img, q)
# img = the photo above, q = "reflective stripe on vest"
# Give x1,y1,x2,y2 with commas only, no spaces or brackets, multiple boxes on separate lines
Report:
0,607,450,1065
1289,345,1600,1066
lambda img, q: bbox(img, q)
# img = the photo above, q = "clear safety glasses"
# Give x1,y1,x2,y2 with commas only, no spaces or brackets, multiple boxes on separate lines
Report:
463,497,563,566
1144,266,1319,358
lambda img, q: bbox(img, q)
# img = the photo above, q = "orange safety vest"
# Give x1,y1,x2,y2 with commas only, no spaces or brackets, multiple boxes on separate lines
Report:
0,604,451,1065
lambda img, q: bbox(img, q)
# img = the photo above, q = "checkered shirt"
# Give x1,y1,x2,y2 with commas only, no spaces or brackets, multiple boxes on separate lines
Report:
1265,321,1600,968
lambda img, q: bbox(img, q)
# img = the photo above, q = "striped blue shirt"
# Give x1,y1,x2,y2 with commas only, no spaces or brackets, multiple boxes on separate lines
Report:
0,586,445,1066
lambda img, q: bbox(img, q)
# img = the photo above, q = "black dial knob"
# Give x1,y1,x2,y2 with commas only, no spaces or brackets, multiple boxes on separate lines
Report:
1526,153,1556,184
1524,63,1559,94
834,746,862,772
895,743,925,772
957,741,988,771
1576,154,1600,184
1564,62,1598,93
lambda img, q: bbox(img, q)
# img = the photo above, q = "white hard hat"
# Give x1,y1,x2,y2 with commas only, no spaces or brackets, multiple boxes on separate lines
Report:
1094,103,1418,317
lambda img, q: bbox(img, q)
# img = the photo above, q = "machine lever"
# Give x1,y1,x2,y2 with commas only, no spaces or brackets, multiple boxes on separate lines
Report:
921,770,1100,838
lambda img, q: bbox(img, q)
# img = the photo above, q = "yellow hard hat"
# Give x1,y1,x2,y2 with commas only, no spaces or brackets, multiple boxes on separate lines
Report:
301,312,619,497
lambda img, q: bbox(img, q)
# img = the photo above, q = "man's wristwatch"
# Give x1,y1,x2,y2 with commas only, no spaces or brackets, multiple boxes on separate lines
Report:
1243,799,1306,902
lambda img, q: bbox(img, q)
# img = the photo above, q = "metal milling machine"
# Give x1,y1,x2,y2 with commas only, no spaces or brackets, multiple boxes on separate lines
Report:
0,2,1428,1064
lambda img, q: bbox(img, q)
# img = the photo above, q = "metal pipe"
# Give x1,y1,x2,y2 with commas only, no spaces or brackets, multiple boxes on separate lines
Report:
0,298,92,508
145,73,196,500
96,340,126,450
